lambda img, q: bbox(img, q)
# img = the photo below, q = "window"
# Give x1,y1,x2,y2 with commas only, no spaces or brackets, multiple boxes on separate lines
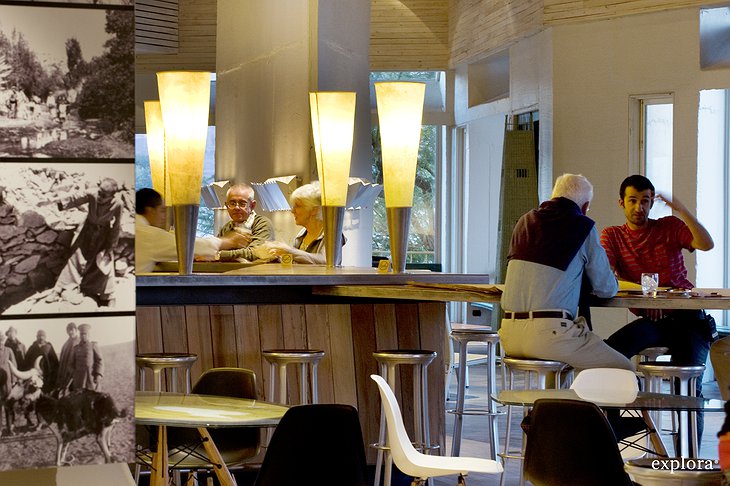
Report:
370,71,442,264
697,89,729,328
629,94,673,219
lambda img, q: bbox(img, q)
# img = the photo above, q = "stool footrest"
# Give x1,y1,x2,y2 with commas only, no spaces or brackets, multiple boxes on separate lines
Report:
498,452,524,461
447,408,505,417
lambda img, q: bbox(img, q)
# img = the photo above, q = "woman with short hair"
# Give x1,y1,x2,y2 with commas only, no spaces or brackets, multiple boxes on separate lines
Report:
255,183,344,265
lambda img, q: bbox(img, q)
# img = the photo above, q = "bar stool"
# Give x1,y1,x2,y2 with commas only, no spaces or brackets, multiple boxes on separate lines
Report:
637,361,706,457
499,356,572,486
639,346,670,362
136,352,198,393
448,328,501,459
134,352,197,485
262,349,325,405
372,349,437,486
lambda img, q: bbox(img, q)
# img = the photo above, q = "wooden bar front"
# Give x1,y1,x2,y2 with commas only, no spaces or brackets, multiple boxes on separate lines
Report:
136,268,490,462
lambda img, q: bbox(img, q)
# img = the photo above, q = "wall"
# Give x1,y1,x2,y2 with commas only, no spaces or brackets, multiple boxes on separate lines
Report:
549,7,730,334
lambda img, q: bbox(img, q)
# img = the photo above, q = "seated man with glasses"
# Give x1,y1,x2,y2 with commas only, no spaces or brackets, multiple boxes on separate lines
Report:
216,183,275,261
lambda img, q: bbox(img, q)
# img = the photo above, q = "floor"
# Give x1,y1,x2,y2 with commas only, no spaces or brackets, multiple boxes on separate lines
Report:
431,360,724,486
138,361,726,486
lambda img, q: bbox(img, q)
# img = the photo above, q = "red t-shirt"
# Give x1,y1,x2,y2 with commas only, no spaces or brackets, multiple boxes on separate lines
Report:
600,216,694,289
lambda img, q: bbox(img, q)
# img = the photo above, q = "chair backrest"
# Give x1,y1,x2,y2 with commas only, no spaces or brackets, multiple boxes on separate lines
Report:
370,374,430,478
167,367,260,465
253,404,369,486
524,398,634,486
570,368,638,403
192,367,257,398
711,336,730,401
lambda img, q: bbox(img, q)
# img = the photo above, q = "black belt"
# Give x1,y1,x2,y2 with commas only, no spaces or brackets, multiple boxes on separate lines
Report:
504,311,573,320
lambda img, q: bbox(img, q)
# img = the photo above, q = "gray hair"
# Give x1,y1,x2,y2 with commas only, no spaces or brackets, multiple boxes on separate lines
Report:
226,183,255,201
551,173,593,208
290,183,321,210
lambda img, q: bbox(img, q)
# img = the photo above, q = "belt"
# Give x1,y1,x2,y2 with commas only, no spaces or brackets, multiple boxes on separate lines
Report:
504,311,573,320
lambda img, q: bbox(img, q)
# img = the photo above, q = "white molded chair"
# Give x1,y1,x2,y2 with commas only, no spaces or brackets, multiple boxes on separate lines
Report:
569,368,658,459
371,374,503,486
569,368,638,404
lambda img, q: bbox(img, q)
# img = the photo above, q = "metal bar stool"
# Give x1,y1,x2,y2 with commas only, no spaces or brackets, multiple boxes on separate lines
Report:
134,352,197,485
639,347,670,362
262,349,325,405
499,356,572,486
636,361,706,457
136,352,198,393
372,349,437,486
448,328,502,460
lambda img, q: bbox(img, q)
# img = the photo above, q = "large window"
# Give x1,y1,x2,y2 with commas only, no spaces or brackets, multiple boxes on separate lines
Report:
697,88,729,328
370,71,441,264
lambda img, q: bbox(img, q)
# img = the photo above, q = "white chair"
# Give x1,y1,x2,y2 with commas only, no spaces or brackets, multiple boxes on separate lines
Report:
569,368,638,404
371,374,503,486
569,368,661,459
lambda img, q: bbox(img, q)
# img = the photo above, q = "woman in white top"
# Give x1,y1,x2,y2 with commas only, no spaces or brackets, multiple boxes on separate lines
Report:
256,183,343,265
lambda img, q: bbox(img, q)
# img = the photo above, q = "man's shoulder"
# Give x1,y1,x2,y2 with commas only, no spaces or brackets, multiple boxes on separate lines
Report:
655,215,686,229
253,213,273,226
599,224,627,241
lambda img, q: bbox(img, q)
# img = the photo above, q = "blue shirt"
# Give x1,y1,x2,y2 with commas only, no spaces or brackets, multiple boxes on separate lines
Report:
501,227,618,315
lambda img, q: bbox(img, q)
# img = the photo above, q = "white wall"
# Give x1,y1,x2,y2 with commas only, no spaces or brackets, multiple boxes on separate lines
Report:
549,8,730,335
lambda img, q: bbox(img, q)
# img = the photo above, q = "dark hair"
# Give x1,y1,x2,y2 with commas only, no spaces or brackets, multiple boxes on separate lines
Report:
619,175,655,199
136,188,163,215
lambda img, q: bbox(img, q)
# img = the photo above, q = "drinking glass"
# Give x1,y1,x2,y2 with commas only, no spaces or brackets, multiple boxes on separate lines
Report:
641,273,659,297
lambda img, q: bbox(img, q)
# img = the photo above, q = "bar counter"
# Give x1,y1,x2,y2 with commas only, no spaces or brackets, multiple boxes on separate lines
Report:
136,265,490,462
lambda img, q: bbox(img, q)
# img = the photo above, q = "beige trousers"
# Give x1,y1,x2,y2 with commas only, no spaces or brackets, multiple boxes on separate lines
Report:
499,316,635,372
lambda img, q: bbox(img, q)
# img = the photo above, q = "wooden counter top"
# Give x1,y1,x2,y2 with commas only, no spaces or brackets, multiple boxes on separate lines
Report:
313,285,730,310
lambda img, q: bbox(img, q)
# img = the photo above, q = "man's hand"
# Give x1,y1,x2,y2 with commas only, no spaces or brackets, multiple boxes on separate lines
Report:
655,193,714,251
252,241,290,261
220,231,252,250
94,375,102,391
655,193,688,214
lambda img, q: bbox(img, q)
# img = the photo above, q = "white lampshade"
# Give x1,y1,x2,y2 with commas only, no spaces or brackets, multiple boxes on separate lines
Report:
143,100,169,201
374,81,425,208
156,71,211,206
309,92,356,206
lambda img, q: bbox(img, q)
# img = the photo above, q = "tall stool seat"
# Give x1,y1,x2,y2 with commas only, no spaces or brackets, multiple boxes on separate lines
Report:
638,347,670,362
448,328,501,459
499,356,572,486
136,352,198,393
262,349,325,405
372,349,437,486
637,361,706,457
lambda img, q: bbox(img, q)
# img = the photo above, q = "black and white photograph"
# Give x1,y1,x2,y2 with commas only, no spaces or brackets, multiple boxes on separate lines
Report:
0,3,134,159
0,315,135,470
0,162,135,315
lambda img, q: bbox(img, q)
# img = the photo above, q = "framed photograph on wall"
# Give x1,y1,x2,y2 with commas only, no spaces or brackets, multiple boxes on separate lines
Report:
0,162,135,315
0,315,135,470
0,3,133,159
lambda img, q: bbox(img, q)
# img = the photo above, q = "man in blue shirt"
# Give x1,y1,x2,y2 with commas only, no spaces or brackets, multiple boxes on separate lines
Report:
500,173,633,371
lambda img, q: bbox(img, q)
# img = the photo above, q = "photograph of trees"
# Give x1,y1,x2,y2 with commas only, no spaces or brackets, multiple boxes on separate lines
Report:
0,4,133,159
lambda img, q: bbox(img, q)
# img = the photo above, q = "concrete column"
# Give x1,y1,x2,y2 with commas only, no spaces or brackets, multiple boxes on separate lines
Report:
215,0,373,266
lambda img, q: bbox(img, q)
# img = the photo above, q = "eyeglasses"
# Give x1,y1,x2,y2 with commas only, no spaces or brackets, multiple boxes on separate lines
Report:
225,200,251,209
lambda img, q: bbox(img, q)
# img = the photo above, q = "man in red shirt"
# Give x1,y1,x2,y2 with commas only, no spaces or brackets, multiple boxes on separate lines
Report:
601,175,717,440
